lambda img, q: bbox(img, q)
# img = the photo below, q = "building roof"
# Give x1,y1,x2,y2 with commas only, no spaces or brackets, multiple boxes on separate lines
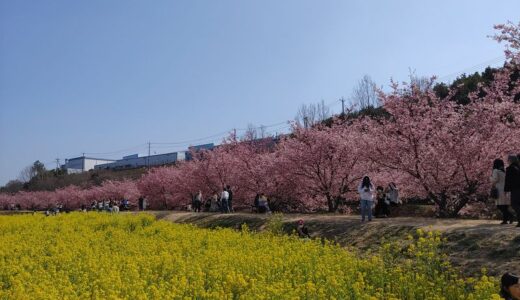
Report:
66,156,117,162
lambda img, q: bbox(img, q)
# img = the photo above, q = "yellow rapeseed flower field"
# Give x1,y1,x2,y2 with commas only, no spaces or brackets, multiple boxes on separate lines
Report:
0,213,499,299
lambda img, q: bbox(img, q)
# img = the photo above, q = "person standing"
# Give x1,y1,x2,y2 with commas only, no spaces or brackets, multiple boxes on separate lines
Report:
386,182,400,206
194,191,203,212
505,155,520,227
253,193,260,213
226,185,234,213
142,197,147,211
138,197,144,211
358,176,375,222
210,192,219,212
220,187,230,213
491,159,513,224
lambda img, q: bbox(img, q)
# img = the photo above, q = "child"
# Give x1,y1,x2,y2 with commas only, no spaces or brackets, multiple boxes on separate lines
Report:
374,186,390,218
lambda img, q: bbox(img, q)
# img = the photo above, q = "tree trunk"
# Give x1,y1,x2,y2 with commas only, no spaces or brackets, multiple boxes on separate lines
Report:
326,194,337,213
433,192,470,218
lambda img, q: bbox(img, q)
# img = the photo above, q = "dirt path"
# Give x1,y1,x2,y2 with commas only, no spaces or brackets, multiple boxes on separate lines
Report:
155,212,520,276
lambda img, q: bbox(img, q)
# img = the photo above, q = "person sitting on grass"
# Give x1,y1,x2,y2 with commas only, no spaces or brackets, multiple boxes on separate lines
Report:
121,198,130,211
111,202,119,213
501,272,520,300
204,197,211,212
296,219,311,239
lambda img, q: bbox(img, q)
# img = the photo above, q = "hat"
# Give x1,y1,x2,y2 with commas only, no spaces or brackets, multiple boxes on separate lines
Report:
502,273,519,288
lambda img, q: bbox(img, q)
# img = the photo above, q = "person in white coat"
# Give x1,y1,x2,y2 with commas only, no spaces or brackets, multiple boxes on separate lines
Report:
358,176,375,222
491,159,513,224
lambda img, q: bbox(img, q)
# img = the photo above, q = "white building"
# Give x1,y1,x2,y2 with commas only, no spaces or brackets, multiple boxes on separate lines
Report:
64,143,214,172
63,156,117,174
94,152,186,170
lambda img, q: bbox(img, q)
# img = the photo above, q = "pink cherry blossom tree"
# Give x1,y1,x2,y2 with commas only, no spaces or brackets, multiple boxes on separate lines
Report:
277,122,365,212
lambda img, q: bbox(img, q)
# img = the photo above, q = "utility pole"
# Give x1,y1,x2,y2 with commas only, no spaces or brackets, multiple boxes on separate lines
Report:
233,128,237,142
147,142,151,168
55,158,60,170
340,97,345,116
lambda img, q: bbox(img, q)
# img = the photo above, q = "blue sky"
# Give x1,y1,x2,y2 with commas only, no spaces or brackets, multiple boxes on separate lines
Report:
1,0,519,185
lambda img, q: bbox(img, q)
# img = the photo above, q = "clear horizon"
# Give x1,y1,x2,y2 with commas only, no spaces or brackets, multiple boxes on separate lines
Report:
1,0,519,185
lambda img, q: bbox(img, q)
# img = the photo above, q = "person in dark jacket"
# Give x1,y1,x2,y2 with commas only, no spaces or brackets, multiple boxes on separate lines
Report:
501,272,520,299
374,186,390,218
138,196,144,211
505,155,520,227
253,193,260,213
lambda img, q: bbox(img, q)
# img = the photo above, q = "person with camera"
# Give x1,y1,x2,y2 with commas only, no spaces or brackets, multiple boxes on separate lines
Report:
358,176,375,222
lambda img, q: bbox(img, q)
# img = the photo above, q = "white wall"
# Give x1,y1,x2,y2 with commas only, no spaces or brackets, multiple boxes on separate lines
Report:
65,157,115,173
83,159,115,171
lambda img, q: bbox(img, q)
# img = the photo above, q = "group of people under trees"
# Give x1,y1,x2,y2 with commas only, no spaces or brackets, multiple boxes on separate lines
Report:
191,185,235,213
87,199,130,213
490,154,520,227
45,197,148,216
357,178,401,222
191,185,276,214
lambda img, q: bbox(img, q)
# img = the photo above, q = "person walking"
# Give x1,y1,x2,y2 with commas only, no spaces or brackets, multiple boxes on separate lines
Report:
220,187,230,213
491,159,513,224
505,155,520,227
358,176,375,222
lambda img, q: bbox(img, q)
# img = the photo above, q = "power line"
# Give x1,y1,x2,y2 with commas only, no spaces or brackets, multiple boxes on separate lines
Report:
235,121,288,131
151,130,234,145
83,143,148,156
152,121,290,145
436,55,505,82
